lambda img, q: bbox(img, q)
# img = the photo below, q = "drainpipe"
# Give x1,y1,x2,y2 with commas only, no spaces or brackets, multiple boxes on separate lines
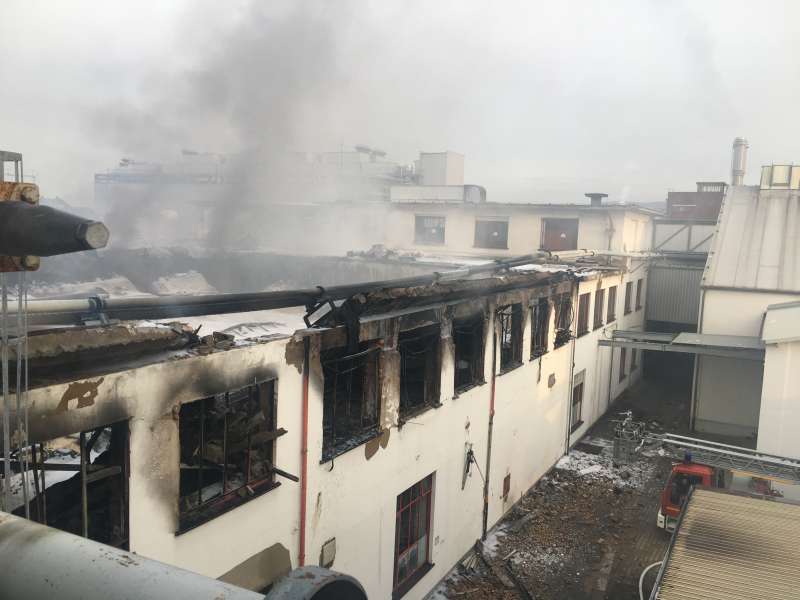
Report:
299,336,310,567
688,288,706,432
563,278,579,454
481,309,497,540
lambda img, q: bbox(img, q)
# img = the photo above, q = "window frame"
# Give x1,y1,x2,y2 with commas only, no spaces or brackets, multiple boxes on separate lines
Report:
619,347,628,382
497,303,523,372
393,473,435,598
553,292,573,349
414,215,446,246
607,285,617,323
473,218,509,249
577,292,591,337
453,313,486,394
177,379,282,534
624,281,633,315
571,372,585,433
398,324,442,419
593,288,605,330
540,217,579,251
530,297,549,359
635,279,644,310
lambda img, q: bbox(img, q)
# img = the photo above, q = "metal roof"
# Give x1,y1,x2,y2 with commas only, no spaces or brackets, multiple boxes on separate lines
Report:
598,330,764,360
703,185,800,293
653,488,800,600
762,300,800,344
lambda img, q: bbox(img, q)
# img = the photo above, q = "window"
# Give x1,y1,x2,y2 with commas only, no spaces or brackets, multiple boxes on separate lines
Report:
541,218,578,251
414,215,445,245
607,285,617,323
577,292,590,337
399,324,441,418
322,345,381,461
474,218,509,249
394,474,434,597
593,289,605,330
571,371,585,432
179,380,283,532
619,347,627,381
635,279,643,310
453,313,485,393
531,297,549,358
631,349,639,372
624,281,633,315
553,292,573,349
497,304,523,371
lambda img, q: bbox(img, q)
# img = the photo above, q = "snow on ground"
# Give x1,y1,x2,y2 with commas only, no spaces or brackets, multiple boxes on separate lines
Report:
28,277,148,299
151,271,217,295
554,436,654,489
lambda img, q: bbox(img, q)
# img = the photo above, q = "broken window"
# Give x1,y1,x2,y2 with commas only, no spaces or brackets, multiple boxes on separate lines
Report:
399,324,441,418
474,218,509,249
531,297,549,358
394,473,434,596
636,279,644,310
577,292,590,337
593,288,605,330
179,380,284,532
453,313,485,393
322,345,381,461
14,421,129,549
541,218,578,251
553,293,573,349
497,304,523,371
619,347,628,381
571,371,585,432
607,285,617,323
414,215,445,245
624,281,633,314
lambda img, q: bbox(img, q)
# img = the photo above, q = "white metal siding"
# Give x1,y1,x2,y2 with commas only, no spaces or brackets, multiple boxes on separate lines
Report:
646,265,703,325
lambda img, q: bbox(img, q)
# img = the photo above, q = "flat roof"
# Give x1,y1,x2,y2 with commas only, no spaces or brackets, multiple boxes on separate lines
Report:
653,487,800,600
762,300,800,344
598,330,764,359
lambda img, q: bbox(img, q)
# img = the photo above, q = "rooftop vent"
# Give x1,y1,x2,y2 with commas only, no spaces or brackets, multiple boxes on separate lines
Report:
584,193,608,207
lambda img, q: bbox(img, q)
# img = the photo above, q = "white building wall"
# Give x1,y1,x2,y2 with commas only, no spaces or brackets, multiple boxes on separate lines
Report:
757,340,800,459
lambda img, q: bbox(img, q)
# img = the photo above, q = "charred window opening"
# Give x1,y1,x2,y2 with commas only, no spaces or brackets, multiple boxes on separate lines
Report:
179,380,284,533
14,421,129,549
607,285,617,323
322,345,381,461
497,304,523,372
577,292,590,337
553,293,573,349
474,219,509,249
624,281,633,314
541,218,578,251
453,313,485,393
635,279,644,310
593,289,605,330
414,215,445,245
399,324,441,418
394,473,434,597
531,297,549,358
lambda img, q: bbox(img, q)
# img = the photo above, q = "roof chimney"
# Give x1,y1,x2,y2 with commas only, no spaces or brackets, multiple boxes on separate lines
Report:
731,137,748,186
585,192,608,207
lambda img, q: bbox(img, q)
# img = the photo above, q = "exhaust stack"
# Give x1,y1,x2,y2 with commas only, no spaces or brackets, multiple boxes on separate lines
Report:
731,137,749,186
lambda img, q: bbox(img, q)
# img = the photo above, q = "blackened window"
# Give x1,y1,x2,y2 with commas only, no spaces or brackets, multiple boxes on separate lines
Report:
636,279,643,310
498,304,523,371
179,380,282,532
394,474,434,597
624,281,633,314
577,293,590,337
593,289,605,330
399,325,441,418
321,345,380,461
541,218,579,251
607,285,617,323
474,219,509,249
414,215,445,245
453,313,485,392
554,293,573,349
531,297,549,358
619,347,627,381
571,374,585,432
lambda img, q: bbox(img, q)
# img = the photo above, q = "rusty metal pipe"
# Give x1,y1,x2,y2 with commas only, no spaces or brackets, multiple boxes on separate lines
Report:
0,202,109,256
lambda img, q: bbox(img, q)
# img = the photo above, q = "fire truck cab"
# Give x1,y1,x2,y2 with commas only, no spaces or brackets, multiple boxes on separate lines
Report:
656,461,714,532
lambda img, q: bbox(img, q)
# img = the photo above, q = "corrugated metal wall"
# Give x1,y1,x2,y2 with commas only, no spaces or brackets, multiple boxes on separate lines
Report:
646,264,703,325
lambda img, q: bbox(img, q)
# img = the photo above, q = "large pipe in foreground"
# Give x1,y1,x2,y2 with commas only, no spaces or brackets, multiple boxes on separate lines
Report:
0,511,265,600
0,202,109,257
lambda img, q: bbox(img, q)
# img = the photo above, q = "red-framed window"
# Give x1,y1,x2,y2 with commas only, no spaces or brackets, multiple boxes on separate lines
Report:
394,473,434,597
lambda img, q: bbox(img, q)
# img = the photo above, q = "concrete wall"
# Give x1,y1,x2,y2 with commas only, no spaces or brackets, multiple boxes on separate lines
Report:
385,204,652,257
757,340,800,458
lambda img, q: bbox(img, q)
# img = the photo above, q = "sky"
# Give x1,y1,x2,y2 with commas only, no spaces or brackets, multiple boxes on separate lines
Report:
2,0,800,206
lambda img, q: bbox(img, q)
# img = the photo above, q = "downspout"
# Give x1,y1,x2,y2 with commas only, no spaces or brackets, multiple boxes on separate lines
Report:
563,278,579,454
481,310,497,540
688,288,706,432
299,336,310,567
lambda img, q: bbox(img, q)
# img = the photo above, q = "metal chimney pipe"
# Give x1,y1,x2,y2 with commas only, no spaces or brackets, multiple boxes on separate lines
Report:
585,193,608,207
0,202,109,256
731,137,749,186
